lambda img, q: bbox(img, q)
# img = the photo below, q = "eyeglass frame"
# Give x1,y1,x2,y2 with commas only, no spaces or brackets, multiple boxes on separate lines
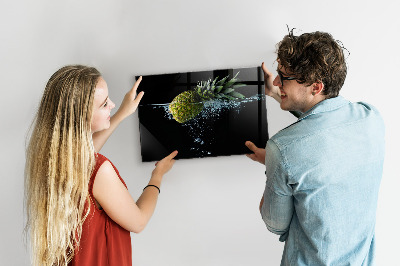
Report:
277,69,297,86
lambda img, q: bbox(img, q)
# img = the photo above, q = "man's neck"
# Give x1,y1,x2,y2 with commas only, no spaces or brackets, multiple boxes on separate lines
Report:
301,95,327,113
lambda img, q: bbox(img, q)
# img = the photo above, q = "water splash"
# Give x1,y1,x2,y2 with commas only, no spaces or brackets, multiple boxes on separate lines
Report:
139,94,265,157
140,94,263,120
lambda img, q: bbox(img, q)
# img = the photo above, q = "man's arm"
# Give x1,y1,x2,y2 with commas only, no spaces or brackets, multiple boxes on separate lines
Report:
262,62,282,103
245,141,265,164
245,138,294,238
259,140,294,240
259,195,264,211
93,77,144,152
261,62,301,119
260,184,293,238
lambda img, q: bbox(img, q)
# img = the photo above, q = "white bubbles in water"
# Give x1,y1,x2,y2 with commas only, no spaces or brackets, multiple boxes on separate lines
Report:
182,94,264,156
143,94,265,157
145,94,264,123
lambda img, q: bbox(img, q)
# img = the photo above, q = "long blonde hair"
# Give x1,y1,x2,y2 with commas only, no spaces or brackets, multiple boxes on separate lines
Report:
25,65,101,265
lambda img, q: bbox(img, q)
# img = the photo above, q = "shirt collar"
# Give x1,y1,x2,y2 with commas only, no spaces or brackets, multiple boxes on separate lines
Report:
298,95,350,121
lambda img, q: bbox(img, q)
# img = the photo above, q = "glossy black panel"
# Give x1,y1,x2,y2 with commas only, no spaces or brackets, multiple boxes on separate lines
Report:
136,66,269,161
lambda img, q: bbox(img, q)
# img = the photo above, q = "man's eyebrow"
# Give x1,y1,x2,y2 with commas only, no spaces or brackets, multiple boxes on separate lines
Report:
277,68,291,77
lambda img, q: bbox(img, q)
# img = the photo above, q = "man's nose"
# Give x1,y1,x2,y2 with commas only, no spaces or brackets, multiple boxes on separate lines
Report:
273,75,281,87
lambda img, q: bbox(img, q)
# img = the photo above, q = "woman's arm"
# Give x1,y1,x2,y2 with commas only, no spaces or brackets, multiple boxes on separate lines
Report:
92,77,144,152
93,150,178,233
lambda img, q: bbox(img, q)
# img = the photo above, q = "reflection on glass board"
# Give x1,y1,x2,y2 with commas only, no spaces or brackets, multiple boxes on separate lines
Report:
136,66,269,162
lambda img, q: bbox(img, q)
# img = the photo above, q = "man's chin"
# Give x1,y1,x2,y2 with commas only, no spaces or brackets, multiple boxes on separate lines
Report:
279,103,290,111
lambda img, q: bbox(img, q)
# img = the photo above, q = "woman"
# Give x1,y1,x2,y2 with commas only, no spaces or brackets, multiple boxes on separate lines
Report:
25,65,177,265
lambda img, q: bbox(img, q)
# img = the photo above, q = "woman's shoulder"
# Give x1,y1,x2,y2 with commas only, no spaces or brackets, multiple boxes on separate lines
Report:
90,154,114,192
95,153,108,163
95,153,118,172
94,153,127,188
96,160,117,178
91,153,109,178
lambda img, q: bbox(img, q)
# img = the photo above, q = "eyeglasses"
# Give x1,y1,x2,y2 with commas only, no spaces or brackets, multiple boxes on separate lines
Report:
277,70,297,86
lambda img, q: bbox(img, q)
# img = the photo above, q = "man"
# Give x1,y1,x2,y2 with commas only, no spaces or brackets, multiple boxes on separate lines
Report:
246,31,385,265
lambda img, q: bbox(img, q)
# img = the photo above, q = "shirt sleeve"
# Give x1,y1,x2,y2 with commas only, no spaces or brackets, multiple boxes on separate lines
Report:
260,139,294,241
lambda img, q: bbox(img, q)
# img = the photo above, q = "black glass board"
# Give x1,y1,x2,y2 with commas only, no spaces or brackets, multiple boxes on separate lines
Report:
136,66,269,162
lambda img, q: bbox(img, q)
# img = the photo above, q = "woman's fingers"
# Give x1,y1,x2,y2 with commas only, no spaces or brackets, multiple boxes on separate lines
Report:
131,76,143,95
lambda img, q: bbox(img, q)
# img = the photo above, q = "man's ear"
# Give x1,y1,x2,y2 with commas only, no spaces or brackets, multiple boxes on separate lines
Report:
312,82,324,96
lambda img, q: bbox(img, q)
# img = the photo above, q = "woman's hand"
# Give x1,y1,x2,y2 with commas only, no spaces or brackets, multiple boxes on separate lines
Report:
92,77,144,152
245,141,266,165
93,151,178,234
152,150,178,178
115,76,144,120
262,62,281,103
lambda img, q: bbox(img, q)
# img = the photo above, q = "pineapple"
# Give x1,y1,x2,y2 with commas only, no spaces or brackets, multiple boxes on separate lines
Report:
169,73,246,123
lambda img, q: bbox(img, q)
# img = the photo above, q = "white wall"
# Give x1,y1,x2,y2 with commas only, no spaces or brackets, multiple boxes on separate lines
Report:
1,0,399,265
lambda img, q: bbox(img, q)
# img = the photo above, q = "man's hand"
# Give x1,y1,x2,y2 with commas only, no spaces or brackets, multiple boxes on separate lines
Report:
245,141,266,165
262,62,281,103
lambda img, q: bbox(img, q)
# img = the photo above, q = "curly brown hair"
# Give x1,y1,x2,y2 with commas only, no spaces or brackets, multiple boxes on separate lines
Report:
277,30,348,98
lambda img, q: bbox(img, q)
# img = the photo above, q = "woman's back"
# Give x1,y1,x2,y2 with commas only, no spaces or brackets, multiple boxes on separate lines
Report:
25,65,177,265
70,153,131,266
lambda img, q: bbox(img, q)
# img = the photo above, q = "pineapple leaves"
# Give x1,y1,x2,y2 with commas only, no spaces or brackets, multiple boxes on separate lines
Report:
232,83,246,89
224,79,237,89
222,88,235,94
216,76,228,86
193,71,246,102
210,85,216,93
212,77,218,87
222,95,236,100
170,71,245,123
216,86,224,93
222,72,240,89
228,91,245,99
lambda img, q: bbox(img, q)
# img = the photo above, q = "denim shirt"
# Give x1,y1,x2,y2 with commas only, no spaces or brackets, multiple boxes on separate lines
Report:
260,96,385,266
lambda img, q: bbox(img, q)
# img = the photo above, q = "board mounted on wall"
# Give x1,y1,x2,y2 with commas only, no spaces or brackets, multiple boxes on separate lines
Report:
136,66,269,162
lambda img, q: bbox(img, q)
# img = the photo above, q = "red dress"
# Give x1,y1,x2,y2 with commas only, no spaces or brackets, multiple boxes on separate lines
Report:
69,153,132,266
